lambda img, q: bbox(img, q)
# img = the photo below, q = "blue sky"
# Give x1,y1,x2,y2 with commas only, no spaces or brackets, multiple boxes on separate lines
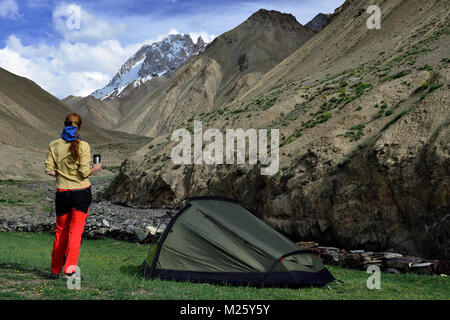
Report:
0,0,345,98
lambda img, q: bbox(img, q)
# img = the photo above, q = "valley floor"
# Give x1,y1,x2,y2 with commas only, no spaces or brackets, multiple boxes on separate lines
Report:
0,177,449,300
0,232,449,300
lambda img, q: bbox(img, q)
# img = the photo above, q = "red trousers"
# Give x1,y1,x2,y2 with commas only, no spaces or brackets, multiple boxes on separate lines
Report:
51,207,89,274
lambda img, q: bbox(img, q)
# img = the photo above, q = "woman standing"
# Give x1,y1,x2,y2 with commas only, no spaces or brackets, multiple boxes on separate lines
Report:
45,113,102,278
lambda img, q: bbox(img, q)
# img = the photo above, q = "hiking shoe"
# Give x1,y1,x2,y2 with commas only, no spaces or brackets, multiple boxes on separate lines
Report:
50,273,60,279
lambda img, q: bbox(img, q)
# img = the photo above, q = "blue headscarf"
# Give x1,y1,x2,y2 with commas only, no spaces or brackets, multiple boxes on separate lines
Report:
61,126,82,142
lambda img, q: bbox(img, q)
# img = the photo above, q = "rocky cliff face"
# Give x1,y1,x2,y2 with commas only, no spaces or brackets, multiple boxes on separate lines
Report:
105,1,450,259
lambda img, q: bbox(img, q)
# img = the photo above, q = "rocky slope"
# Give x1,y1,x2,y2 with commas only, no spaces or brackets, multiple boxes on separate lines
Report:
62,95,121,129
91,34,206,100
105,0,450,260
305,13,330,31
115,9,316,137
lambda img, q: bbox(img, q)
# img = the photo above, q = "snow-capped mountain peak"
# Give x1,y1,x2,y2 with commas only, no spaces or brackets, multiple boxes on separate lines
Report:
92,33,206,100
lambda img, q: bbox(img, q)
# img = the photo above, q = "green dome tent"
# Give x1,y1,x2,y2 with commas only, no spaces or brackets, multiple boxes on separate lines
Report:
142,197,335,287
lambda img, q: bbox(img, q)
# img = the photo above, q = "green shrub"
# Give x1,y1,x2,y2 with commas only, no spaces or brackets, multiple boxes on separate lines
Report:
420,93,428,101
385,109,394,116
417,64,433,71
392,70,410,79
429,83,444,93
381,107,412,131
418,82,429,90
318,112,331,123
374,110,384,119
263,97,278,110
350,123,365,131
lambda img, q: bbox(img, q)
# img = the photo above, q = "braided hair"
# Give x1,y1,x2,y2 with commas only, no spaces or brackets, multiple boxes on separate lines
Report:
64,113,82,161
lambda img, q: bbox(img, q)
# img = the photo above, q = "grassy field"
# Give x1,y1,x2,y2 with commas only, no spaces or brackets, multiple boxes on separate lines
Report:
0,232,448,300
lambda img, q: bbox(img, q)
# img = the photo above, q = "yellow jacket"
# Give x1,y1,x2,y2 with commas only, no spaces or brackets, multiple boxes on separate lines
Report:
45,138,91,189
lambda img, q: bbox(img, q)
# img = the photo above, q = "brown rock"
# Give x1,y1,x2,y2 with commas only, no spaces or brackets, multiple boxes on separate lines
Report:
297,241,319,249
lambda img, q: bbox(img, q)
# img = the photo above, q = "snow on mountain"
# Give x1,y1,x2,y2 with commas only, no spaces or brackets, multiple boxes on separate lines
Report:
92,34,206,100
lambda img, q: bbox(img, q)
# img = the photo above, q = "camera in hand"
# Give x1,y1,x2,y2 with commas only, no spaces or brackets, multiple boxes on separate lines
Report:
93,154,101,165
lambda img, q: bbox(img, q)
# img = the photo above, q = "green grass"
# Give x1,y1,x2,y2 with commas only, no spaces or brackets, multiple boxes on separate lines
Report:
0,182,45,208
0,232,448,300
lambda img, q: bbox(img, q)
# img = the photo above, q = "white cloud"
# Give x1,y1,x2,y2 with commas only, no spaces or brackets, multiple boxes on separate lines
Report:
0,36,140,98
0,26,215,99
52,3,127,43
0,2,233,99
6,35,53,57
0,0,20,19
0,4,143,98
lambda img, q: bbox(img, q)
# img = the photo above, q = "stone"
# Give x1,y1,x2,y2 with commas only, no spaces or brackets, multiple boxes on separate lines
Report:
297,241,319,249
385,256,423,271
136,231,150,242
340,253,364,269
382,253,403,259
411,262,432,268
146,225,165,235
97,228,108,235
410,262,433,275
363,258,383,265
319,251,339,265
317,246,339,252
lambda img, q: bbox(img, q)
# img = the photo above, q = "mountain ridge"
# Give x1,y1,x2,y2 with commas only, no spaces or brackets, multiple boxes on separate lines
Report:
114,8,316,137
92,33,206,100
